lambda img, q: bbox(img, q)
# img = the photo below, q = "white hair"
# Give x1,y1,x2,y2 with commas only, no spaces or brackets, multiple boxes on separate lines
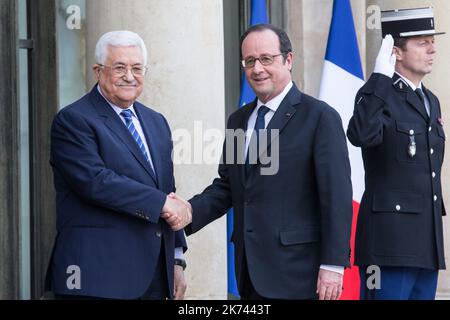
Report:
95,30,148,65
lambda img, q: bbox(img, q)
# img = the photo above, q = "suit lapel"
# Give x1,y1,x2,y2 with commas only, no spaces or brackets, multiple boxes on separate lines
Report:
264,86,300,155
406,89,429,121
393,74,429,121
89,86,158,185
422,85,437,124
134,103,161,186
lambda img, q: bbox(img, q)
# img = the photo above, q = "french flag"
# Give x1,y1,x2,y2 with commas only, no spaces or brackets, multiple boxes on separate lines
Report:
318,0,365,300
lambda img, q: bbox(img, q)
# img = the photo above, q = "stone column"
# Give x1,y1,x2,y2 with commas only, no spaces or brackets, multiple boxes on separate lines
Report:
85,0,227,299
0,0,20,300
367,0,450,299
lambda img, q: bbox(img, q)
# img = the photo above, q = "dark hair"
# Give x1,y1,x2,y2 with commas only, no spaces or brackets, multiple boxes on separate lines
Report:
393,37,409,51
240,24,293,61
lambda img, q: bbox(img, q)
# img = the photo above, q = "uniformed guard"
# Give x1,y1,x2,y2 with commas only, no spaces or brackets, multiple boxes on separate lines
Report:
347,7,446,300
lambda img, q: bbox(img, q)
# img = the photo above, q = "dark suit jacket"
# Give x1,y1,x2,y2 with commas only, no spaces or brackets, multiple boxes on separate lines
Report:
46,86,187,299
186,84,353,299
347,73,446,270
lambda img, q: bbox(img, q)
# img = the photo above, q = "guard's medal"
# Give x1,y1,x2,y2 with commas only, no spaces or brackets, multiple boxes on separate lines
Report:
408,130,416,158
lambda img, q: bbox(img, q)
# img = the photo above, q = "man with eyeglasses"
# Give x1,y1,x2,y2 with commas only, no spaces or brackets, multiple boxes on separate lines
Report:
162,24,353,300
46,30,190,300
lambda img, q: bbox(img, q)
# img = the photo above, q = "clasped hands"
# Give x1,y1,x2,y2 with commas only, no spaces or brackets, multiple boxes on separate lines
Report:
160,193,192,231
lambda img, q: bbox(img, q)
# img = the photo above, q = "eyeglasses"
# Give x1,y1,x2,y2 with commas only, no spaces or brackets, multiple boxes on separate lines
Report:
98,64,148,77
241,53,284,68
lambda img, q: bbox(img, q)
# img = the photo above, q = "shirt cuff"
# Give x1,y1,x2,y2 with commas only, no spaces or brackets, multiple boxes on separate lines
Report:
320,264,344,275
175,247,184,260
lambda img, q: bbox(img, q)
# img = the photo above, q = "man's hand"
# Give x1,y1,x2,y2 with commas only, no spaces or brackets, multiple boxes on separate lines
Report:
374,34,396,78
316,269,343,300
174,265,187,300
160,193,192,231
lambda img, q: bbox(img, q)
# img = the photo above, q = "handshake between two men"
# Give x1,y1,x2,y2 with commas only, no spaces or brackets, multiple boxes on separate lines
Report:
161,193,193,231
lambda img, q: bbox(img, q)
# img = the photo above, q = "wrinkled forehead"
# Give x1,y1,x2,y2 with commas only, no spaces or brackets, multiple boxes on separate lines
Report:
105,45,145,64
241,30,280,56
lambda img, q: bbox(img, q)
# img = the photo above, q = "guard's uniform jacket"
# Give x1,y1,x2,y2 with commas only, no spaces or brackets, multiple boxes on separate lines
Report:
347,72,446,270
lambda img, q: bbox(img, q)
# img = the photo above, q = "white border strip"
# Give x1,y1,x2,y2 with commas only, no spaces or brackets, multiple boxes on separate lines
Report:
381,14,432,22
399,29,436,37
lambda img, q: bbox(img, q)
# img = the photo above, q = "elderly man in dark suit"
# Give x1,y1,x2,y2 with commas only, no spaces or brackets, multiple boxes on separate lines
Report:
46,30,191,300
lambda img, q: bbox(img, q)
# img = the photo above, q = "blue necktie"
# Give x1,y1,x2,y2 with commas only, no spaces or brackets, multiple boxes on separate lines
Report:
120,109,152,165
246,106,270,175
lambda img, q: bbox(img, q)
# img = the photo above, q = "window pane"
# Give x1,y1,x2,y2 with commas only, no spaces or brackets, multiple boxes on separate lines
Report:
56,0,86,109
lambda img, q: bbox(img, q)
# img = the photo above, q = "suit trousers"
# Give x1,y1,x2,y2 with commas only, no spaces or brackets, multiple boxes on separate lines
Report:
359,266,438,300
239,247,266,300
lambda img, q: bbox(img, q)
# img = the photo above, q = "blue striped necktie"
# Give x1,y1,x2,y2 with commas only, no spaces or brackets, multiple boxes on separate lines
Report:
120,109,152,165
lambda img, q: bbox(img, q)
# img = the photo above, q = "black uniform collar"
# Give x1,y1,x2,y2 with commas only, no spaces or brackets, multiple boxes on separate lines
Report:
392,73,430,121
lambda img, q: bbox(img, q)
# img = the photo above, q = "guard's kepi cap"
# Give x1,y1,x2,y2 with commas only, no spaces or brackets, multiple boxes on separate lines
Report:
381,7,445,38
